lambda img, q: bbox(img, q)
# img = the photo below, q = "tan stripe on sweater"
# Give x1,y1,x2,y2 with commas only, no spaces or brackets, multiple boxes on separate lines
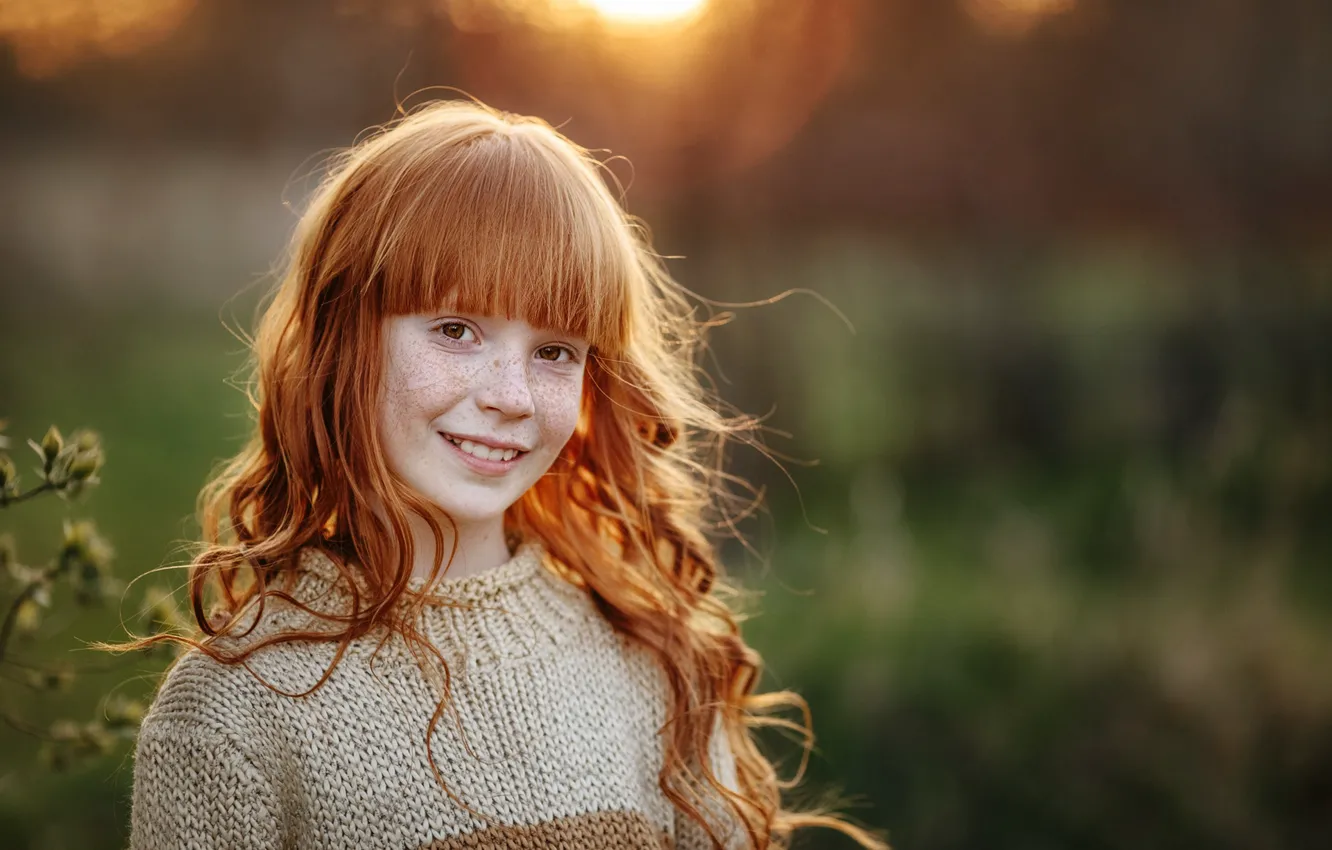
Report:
419,809,670,849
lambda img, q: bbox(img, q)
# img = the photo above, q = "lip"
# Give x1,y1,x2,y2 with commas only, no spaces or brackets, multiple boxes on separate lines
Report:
439,432,527,476
440,432,530,452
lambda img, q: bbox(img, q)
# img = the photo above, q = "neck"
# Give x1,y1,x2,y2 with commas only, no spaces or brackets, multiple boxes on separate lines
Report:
389,507,514,584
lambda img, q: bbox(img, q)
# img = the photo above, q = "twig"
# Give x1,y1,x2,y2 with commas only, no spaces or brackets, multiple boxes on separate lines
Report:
0,481,56,508
0,563,59,666
2,654,128,675
0,706,52,740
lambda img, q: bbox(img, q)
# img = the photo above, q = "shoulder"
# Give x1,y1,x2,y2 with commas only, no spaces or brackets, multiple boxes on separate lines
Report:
139,648,281,743
131,652,285,849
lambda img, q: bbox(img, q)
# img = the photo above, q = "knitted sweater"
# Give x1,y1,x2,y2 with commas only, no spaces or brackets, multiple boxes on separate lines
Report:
128,541,746,850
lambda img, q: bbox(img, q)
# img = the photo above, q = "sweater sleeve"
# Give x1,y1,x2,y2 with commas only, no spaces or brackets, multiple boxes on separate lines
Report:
675,720,749,850
129,719,281,850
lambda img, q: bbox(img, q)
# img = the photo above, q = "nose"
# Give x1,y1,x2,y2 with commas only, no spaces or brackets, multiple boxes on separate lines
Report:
475,348,535,419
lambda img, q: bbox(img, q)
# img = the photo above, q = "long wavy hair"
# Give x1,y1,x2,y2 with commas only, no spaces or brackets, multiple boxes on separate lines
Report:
103,99,885,850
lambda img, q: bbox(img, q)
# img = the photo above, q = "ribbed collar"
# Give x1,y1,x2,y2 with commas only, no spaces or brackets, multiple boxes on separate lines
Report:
286,541,598,669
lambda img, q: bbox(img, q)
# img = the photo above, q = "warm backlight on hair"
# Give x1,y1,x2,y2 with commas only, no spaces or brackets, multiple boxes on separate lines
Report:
571,0,708,25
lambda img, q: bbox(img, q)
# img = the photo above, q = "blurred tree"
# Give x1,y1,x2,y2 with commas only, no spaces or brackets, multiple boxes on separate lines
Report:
0,420,180,776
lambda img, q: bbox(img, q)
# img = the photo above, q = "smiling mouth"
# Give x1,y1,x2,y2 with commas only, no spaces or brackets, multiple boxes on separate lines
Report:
440,433,528,463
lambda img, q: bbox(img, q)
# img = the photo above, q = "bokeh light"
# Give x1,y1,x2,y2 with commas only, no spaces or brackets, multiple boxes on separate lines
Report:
964,0,1076,35
569,0,708,25
0,0,195,77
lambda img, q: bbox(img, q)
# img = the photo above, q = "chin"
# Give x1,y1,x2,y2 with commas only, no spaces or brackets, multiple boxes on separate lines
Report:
422,492,516,526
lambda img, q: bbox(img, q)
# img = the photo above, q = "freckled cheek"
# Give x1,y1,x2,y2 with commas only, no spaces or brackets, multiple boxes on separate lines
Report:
377,391,417,455
396,354,484,418
401,355,471,393
533,382,584,443
381,370,450,439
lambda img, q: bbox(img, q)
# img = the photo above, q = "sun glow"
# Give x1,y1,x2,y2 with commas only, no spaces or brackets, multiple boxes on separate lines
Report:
570,0,708,25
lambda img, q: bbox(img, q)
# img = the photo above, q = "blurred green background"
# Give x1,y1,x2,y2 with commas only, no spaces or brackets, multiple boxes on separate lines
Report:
1,1,1330,848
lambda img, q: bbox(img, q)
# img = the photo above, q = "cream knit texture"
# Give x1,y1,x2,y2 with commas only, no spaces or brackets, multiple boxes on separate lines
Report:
128,541,746,850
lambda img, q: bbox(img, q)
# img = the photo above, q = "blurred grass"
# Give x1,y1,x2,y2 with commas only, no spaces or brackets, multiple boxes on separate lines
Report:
2,243,1330,849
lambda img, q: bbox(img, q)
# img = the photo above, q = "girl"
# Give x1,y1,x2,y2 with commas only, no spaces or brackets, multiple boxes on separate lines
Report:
114,100,886,850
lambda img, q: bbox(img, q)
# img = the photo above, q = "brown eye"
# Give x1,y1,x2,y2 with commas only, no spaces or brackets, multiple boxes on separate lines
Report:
538,345,575,362
438,322,471,341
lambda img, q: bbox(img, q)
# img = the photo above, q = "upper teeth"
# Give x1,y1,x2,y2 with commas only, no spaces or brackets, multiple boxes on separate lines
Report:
446,435,520,462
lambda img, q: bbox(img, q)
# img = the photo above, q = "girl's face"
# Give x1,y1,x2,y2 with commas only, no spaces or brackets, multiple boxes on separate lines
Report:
377,305,588,532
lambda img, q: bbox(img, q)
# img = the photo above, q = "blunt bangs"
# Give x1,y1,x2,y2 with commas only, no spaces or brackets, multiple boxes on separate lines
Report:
365,122,635,355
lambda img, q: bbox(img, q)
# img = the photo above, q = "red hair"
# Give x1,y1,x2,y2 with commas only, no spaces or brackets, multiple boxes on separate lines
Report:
101,99,885,850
